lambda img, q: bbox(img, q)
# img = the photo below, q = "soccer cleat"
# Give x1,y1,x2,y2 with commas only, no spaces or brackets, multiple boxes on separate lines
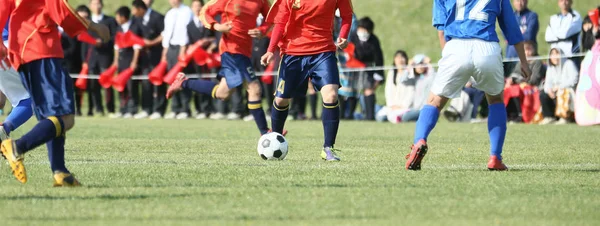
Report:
321,147,340,161
487,156,508,171
166,73,187,99
1,139,27,183
405,139,428,170
0,125,9,142
53,171,81,187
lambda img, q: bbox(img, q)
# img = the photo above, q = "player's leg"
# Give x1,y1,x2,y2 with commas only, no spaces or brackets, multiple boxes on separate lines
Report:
470,41,507,170
271,54,305,135
247,80,269,135
406,40,473,170
311,52,342,161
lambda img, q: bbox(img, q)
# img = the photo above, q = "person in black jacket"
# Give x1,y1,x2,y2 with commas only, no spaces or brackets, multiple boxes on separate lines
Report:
351,17,384,121
61,9,84,116
131,0,166,119
85,0,118,117
581,7,600,53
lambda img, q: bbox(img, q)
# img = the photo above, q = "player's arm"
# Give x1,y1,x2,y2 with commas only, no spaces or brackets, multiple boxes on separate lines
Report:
336,0,353,49
432,0,447,49
249,0,274,38
261,0,291,66
498,0,530,79
0,2,13,60
200,0,232,33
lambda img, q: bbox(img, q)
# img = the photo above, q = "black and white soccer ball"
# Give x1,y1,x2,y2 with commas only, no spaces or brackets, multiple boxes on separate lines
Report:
257,132,288,160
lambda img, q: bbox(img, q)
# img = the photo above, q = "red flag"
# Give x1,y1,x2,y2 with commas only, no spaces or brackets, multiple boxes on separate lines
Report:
77,32,97,45
589,9,599,27
112,68,135,92
261,59,275,85
148,61,168,86
75,64,89,90
99,65,117,88
125,31,146,47
344,43,366,68
163,62,185,85
206,53,221,69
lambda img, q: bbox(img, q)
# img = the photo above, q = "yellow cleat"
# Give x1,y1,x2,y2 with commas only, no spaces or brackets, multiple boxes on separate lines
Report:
53,171,81,187
1,139,27,183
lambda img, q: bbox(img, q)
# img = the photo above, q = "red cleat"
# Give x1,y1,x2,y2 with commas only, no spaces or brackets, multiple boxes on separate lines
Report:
405,139,428,170
265,129,288,136
487,156,508,171
166,73,187,99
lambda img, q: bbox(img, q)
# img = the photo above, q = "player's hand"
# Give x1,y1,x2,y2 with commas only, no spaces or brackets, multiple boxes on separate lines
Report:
336,38,348,49
130,62,138,70
214,21,233,33
520,63,532,80
261,52,274,66
248,29,264,39
89,22,110,43
548,91,556,99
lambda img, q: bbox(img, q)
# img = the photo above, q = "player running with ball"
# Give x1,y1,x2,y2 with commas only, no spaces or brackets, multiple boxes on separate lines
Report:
261,0,354,161
405,0,531,171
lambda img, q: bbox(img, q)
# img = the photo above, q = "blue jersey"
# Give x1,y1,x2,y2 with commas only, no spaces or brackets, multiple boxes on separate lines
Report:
2,19,8,42
433,0,523,45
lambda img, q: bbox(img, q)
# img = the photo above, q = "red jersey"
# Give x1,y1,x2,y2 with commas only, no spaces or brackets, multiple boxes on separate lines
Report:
266,0,353,55
0,0,89,70
200,0,271,58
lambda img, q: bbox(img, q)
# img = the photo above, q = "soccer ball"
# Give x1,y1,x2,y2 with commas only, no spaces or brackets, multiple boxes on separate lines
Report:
257,132,288,160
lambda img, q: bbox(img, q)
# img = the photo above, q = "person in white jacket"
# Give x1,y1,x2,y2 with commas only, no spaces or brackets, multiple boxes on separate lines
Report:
545,0,582,55
540,48,579,124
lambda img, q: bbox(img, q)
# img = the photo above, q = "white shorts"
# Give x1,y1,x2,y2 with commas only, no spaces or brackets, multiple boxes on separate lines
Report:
0,60,30,107
431,39,504,98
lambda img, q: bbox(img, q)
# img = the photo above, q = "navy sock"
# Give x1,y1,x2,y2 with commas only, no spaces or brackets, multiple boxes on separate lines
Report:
15,116,63,154
322,101,340,148
249,100,269,135
182,80,218,98
413,105,440,144
488,103,507,160
271,102,289,134
47,135,68,173
4,98,33,135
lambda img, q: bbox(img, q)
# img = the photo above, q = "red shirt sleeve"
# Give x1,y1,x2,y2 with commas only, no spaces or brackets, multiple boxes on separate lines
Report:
265,0,290,53
337,0,354,39
45,0,89,37
257,0,272,35
200,0,226,30
0,1,13,37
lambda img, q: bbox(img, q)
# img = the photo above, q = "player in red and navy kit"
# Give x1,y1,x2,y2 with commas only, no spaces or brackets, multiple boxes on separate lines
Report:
261,0,354,161
405,0,532,171
166,0,274,135
0,0,109,185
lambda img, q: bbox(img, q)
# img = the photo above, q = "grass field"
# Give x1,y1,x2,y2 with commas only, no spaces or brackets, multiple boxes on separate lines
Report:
1,118,599,225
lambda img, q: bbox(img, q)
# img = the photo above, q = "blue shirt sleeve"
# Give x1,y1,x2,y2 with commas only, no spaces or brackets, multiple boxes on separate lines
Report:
432,0,446,31
522,12,539,41
498,0,523,45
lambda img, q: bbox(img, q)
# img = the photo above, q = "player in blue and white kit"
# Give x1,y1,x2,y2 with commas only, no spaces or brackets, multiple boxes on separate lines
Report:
405,0,531,171
0,19,33,141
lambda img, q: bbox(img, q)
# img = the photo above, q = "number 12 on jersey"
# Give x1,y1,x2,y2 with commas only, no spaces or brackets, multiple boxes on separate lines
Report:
455,0,491,22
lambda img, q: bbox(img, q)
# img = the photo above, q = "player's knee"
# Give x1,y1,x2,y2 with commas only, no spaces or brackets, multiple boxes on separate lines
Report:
274,97,290,108
214,87,231,100
426,93,449,109
320,85,339,103
247,82,262,99
486,92,504,105
60,115,75,131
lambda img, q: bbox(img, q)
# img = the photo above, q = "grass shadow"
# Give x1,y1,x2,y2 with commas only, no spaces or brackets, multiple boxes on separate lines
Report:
0,193,190,201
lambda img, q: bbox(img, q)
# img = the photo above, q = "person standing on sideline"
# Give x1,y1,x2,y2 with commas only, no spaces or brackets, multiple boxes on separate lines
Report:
506,0,539,59
545,0,582,56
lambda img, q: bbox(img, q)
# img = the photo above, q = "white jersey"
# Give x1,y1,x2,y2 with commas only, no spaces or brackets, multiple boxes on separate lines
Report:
430,39,504,98
0,41,30,107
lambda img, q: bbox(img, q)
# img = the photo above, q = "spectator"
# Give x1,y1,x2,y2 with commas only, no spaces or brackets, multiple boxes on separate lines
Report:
351,17,384,121
86,0,118,117
539,48,579,124
401,54,436,122
580,8,600,53
162,0,193,119
545,0,582,55
338,13,359,120
112,6,143,118
186,0,216,120
506,0,539,59
131,0,165,119
376,50,411,123
60,8,84,116
462,83,486,123
504,41,546,122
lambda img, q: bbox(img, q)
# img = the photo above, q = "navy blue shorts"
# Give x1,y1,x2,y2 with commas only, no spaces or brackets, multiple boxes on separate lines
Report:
19,58,75,119
275,52,340,98
219,52,256,89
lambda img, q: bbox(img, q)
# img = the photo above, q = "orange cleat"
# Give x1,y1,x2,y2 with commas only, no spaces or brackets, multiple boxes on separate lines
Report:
487,156,508,171
166,73,187,99
405,139,428,170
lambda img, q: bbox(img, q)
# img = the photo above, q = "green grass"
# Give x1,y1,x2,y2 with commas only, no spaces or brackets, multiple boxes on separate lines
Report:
0,118,598,225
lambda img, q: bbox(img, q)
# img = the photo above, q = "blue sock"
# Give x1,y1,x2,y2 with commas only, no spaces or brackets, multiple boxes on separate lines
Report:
182,80,218,98
488,103,507,160
4,98,33,135
322,101,340,147
413,105,440,144
249,100,269,135
271,102,289,134
15,116,63,154
47,136,68,173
